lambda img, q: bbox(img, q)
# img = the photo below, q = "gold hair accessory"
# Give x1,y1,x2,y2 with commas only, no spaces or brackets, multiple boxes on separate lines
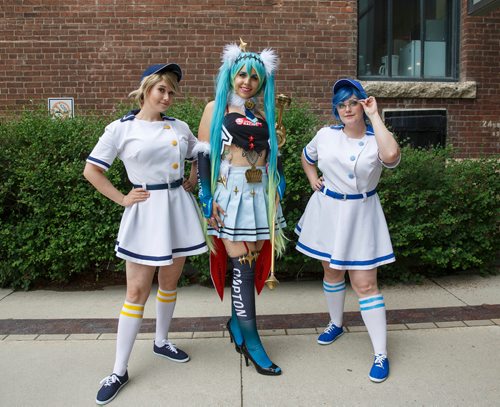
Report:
239,38,247,52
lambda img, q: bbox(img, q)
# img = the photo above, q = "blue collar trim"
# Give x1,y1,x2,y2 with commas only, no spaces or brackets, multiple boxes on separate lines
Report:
329,123,375,136
120,109,176,122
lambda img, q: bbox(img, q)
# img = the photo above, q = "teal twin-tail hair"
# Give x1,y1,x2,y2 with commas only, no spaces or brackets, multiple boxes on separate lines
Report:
209,50,285,256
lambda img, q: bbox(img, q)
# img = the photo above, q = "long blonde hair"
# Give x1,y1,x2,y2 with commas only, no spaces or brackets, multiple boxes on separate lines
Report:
128,71,180,105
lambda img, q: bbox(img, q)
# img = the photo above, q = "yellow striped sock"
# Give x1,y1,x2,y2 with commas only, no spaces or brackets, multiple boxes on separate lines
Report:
120,301,144,318
157,288,177,304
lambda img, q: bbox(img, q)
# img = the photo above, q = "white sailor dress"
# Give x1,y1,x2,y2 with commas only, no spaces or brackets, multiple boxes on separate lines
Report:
87,112,208,266
295,125,399,270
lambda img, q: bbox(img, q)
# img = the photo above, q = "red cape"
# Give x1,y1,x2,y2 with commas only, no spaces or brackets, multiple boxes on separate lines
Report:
209,238,272,300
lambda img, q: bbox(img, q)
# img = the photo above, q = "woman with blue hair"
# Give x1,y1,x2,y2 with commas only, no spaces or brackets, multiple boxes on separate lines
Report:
197,40,286,376
295,79,400,383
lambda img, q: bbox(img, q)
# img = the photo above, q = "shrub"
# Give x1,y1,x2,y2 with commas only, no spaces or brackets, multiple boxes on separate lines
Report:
0,108,127,289
379,147,500,282
0,101,498,289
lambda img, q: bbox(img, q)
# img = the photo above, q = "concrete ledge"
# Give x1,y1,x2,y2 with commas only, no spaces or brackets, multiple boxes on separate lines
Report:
406,322,438,330
97,333,116,340
387,324,408,331
260,329,286,336
362,81,477,99
2,304,500,336
435,321,467,328
36,334,69,341
67,333,100,340
168,332,194,339
193,331,224,338
346,326,368,332
3,334,38,341
1,322,498,342
463,319,495,327
286,328,318,335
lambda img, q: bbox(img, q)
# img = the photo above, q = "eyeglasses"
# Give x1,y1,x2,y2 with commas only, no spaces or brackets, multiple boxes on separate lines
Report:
336,100,359,110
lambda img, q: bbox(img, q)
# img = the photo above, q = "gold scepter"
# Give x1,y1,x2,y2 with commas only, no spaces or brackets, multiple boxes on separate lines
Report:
275,94,291,147
265,94,292,290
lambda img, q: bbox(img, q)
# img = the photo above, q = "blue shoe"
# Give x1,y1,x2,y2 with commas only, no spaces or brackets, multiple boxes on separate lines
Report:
317,321,344,345
369,354,390,383
96,371,128,405
153,340,190,363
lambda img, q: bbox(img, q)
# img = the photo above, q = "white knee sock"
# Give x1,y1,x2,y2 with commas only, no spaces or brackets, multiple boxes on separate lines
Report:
113,301,144,376
155,288,177,347
323,279,346,327
359,294,387,355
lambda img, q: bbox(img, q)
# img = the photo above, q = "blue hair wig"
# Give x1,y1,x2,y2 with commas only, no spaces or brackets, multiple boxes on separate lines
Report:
332,87,367,122
230,53,267,93
209,52,269,184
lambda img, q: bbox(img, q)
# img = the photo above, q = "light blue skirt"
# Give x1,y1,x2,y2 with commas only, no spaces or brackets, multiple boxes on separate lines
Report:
207,166,286,241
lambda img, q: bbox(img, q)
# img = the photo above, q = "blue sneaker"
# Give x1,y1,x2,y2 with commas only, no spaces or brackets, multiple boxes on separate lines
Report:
153,340,190,363
96,371,128,405
317,321,344,345
369,354,390,383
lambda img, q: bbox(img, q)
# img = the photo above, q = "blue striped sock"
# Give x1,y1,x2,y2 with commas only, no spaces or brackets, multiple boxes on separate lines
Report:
323,280,346,327
359,294,387,355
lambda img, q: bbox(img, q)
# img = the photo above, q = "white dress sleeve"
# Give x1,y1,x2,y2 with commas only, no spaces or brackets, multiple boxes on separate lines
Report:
86,122,119,171
185,129,198,162
302,132,320,165
378,152,401,169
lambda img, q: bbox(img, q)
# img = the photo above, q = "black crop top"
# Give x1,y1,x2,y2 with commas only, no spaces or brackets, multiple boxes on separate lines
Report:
222,112,269,153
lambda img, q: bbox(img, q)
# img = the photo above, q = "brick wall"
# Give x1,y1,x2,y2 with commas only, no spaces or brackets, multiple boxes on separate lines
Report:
1,0,498,156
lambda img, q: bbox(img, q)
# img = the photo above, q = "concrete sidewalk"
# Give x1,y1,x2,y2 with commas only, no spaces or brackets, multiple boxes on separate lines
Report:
1,274,499,406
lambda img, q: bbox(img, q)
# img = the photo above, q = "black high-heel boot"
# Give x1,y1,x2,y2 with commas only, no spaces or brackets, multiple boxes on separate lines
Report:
226,319,242,354
241,344,282,376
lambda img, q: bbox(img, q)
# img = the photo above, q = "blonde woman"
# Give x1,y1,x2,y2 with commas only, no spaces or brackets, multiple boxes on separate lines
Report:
84,64,207,404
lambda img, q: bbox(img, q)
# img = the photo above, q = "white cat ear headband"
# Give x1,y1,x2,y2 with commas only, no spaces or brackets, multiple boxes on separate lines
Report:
221,38,278,76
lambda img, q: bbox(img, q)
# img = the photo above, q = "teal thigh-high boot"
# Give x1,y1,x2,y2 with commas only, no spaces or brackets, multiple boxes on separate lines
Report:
227,303,244,353
230,256,281,376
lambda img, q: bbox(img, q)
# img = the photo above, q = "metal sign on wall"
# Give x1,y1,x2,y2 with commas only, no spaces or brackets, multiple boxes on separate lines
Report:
48,98,74,119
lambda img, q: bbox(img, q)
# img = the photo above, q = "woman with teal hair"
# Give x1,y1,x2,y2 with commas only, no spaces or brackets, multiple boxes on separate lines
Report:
196,40,286,376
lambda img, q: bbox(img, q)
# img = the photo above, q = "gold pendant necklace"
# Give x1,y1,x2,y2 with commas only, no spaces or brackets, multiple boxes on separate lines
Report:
243,149,263,183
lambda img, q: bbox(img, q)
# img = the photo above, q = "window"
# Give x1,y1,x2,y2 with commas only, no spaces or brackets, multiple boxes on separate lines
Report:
358,0,459,80
384,109,447,148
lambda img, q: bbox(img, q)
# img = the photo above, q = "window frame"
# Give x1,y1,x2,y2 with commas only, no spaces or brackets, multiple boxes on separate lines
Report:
357,0,460,82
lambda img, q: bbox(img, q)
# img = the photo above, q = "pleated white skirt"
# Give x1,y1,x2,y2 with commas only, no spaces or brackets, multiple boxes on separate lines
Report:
115,187,207,266
295,190,395,270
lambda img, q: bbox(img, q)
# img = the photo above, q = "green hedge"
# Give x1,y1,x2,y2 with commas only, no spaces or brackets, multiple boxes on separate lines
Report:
0,102,498,289
378,147,500,282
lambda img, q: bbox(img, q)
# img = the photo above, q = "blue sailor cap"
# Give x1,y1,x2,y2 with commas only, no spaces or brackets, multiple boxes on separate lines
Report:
141,63,183,82
332,78,367,99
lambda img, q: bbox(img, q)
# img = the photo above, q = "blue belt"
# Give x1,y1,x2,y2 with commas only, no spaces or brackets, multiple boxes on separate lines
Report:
133,179,183,190
320,186,377,200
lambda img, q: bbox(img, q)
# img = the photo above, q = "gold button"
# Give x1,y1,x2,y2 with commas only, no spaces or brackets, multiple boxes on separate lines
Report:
172,163,179,169
171,140,178,146
163,125,171,129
